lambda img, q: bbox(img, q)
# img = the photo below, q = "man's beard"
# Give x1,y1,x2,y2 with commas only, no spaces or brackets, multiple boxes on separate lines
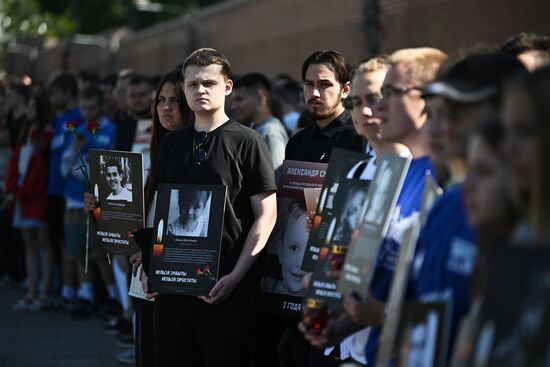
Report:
307,99,341,121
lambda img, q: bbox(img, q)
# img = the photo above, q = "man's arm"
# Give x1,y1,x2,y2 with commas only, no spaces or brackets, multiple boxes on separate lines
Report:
199,190,277,304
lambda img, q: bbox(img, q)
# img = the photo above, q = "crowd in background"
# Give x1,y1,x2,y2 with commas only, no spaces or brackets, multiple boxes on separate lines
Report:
0,31,549,367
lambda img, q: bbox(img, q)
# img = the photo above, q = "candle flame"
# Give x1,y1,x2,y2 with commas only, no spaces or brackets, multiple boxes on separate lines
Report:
94,184,99,198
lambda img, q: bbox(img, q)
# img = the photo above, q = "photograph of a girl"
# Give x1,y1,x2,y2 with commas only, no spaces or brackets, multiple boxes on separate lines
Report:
167,189,211,237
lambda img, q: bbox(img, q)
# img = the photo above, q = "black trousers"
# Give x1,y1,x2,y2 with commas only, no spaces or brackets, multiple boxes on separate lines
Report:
154,283,259,367
136,298,156,367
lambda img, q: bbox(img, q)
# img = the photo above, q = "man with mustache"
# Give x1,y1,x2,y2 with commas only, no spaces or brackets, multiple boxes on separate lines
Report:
283,50,362,367
285,50,363,164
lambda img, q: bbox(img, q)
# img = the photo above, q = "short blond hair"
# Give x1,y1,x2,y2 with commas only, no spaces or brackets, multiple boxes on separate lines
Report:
353,56,390,79
389,47,448,87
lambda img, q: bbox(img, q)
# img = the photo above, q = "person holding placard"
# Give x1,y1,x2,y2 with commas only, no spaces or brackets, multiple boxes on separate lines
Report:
61,86,118,316
410,54,527,357
298,53,437,365
337,48,446,365
284,50,364,367
152,48,277,367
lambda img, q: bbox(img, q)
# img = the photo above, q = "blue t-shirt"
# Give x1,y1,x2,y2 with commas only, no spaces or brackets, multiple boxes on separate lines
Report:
409,185,477,353
364,156,435,365
48,108,83,195
62,117,117,206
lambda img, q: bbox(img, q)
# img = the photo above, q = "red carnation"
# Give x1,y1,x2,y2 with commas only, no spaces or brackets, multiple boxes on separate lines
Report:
65,120,77,132
87,120,100,135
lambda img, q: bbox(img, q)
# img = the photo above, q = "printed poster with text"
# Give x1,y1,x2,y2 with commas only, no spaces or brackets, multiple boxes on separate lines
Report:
148,184,226,296
301,148,370,272
89,149,143,255
261,160,327,317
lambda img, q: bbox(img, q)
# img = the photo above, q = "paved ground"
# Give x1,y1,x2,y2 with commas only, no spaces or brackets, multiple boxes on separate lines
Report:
0,286,124,367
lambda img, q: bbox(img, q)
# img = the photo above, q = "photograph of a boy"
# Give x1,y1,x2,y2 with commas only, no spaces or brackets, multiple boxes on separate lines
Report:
263,199,309,296
167,189,211,238
101,156,133,202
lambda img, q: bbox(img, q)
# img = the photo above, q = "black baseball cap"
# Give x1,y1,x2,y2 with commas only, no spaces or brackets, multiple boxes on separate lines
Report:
422,53,527,103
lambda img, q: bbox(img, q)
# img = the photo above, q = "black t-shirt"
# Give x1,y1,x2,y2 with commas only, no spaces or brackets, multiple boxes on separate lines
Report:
155,119,277,283
285,109,363,162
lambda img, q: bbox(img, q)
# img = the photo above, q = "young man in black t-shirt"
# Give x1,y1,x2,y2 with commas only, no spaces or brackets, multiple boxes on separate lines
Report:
153,48,277,366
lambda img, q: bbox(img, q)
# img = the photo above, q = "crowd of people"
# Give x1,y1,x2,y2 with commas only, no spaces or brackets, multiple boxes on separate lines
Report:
0,31,549,367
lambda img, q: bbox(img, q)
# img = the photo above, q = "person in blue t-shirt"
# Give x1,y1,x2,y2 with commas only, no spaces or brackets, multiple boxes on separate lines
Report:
47,72,84,298
60,86,118,315
409,53,527,359
333,48,447,366
298,49,446,366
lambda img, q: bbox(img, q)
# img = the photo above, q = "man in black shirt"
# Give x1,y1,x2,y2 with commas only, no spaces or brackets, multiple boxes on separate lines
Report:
283,50,363,367
285,50,363,162
153,48,277,367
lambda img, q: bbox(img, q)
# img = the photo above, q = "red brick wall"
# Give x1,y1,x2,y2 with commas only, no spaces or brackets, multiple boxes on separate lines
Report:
379,0,550,53
13,0,550,82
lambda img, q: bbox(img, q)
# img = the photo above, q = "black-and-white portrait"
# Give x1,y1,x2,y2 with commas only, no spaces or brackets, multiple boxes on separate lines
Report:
364,160,394,225
100,155,133,202
166,189,211,237
263,198,308,296
332,185,368,244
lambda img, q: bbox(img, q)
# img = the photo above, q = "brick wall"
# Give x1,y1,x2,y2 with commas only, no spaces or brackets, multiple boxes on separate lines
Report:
13,0,550,82
379,0,550,53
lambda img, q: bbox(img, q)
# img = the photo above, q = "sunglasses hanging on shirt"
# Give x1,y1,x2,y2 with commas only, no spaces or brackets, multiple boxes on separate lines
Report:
193,131,208,164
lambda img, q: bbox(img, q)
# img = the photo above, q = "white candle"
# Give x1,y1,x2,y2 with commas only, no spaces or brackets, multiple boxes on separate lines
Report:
157,219,164,242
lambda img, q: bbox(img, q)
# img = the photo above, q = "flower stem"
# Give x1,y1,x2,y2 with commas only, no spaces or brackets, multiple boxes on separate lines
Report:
85,211,90,274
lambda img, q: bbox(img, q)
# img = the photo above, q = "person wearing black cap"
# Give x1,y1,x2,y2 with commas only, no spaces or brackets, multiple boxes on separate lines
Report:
409,52,528,355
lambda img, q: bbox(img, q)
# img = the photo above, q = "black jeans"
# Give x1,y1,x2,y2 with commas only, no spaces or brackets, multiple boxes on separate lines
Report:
136,298,156,367
154,283,259,367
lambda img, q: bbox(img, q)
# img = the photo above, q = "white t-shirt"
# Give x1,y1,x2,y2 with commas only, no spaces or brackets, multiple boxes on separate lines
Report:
107,187,133,202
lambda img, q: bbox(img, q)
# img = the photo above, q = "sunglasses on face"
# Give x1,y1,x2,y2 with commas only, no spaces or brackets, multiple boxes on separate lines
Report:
380,85,421,99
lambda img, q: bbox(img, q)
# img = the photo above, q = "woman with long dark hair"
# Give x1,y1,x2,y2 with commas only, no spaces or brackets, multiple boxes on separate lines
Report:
126,69,194,366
